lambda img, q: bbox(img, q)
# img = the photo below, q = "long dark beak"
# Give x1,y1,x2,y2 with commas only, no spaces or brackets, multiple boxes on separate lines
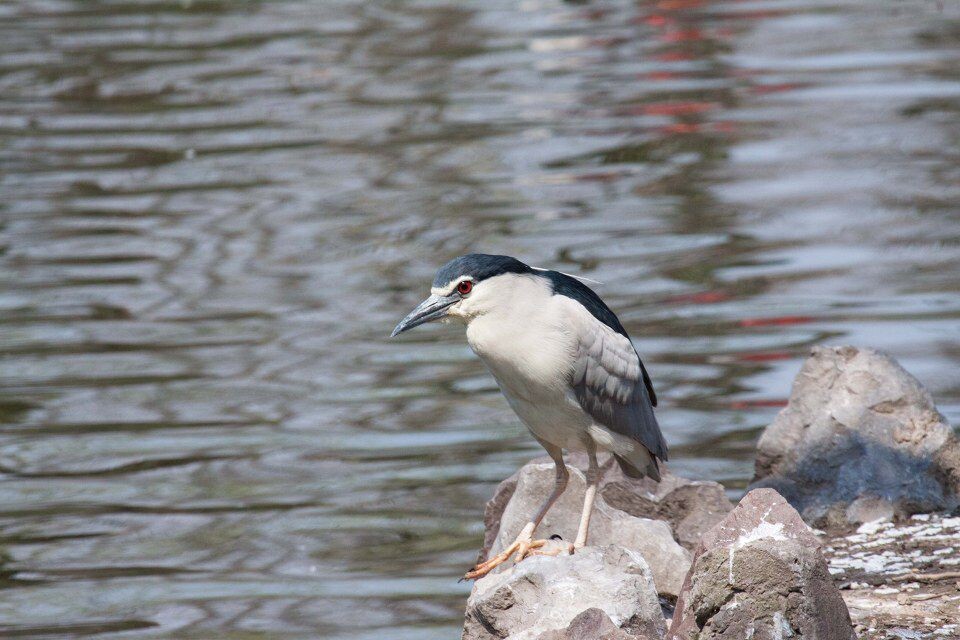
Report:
391,293,459,337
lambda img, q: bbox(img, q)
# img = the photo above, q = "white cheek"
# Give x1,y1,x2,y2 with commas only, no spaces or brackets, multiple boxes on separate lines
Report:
455,296,483,318
445,302,468,322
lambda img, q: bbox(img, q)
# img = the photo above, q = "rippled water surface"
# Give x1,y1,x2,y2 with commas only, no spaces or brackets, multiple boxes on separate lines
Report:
1,0,959,638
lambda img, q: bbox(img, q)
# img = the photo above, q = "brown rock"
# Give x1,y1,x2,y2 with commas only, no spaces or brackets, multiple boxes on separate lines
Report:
669,488,855,640
600,464,733,551
536,608,655,640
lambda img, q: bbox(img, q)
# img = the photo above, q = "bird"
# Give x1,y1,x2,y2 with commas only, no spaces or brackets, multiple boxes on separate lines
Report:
391,254,667,580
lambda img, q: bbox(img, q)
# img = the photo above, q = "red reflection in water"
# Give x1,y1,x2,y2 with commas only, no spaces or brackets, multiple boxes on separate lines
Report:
666,291,730,304
654,51,694,62
739,316,815,327
658,123,701,134
653,121,739,136
661,29,705,43
750,83,803,95
643,15,672,27
644,101,719,116
645,71,678,81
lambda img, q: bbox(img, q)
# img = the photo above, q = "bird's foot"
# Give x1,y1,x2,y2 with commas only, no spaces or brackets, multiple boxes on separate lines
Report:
526,534,574,558
462,535,573,581
461,537,533,581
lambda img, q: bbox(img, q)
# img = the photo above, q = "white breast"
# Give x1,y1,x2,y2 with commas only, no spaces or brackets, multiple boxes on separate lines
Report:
464,275,591,449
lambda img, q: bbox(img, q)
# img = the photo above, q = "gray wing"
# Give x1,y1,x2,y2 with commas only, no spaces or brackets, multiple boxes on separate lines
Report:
570,316,668,461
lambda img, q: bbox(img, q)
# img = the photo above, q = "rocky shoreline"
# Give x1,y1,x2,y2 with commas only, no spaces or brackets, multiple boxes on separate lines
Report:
826,514,960,639
462,347,960,640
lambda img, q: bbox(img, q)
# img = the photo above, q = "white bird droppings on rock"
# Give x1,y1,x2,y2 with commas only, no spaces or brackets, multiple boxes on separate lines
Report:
728,518,787,583
670,488,854,640
857,518,892,535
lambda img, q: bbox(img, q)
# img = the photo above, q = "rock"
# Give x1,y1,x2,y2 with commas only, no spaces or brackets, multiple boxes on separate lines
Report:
463,545,666,640
480,455,731,557
479,472,521,566
669,488,855,640
600,465,733,551
536,608,653,640
824,512,960,639
750,345,960,528
487,461,691,597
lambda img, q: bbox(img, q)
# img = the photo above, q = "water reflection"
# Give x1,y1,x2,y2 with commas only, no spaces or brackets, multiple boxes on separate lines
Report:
0,0,958,638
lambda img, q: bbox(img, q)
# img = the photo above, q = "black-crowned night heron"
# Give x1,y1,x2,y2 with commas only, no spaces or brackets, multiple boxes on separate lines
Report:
392,254,667,580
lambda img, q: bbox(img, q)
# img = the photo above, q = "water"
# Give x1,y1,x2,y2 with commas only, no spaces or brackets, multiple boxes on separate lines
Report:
0,0,958,638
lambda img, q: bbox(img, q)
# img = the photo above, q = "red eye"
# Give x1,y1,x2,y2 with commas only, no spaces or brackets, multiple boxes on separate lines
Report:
457,280,473,295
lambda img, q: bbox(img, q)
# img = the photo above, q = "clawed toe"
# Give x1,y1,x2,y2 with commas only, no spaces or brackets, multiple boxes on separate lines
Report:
462,538,522,581
462,537,572,581
513,537,546,561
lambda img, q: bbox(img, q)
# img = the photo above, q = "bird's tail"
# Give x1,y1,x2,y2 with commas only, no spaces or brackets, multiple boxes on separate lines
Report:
614,448,661,482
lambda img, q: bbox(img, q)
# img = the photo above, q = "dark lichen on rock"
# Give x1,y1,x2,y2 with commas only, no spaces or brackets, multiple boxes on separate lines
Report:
750,346,960,528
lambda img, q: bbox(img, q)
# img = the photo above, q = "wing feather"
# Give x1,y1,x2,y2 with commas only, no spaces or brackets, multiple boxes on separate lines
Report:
570,313,668,461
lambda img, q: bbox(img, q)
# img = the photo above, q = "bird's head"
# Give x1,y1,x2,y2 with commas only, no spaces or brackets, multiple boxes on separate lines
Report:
391,254,534,337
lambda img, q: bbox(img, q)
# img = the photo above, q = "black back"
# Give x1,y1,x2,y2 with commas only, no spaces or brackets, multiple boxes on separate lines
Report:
540,270,628,337
540,270,658,407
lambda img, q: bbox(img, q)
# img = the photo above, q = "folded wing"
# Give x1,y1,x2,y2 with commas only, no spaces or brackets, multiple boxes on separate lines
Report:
570,312,668,462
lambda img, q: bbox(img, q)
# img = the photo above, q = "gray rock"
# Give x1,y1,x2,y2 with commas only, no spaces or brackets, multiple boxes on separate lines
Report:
669,488,855,640
488,461,691,597
750,345,960,528
480,455,731,557
463,545,666,640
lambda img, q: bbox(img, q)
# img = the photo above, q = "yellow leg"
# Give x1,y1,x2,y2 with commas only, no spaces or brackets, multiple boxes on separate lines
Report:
463,449,568,581
573,443,599,549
